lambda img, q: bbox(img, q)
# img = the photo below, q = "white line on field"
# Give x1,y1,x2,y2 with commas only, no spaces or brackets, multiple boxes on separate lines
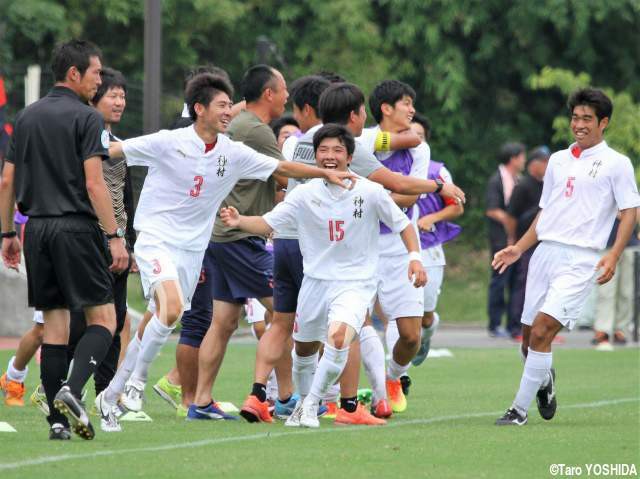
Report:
0,396,637,471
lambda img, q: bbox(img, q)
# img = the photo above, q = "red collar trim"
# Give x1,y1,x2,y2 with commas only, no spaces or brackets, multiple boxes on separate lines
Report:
570,145,582,158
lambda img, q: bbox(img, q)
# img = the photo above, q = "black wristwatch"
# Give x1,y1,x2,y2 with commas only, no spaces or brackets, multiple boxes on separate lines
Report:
434,178,444,193
1,231,17,239
106,228,125,240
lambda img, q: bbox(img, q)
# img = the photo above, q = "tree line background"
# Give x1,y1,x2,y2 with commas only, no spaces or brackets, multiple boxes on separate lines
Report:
1,0,638,245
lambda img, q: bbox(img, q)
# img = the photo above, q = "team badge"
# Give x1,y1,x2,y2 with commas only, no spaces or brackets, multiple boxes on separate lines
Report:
588,159,602,178
217,155,228,177
353,196,364,218
101,130,110,149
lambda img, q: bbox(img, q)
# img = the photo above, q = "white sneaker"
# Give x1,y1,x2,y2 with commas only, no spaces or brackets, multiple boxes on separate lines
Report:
299,399,319,428
284,401,303,427
121,380,145,412
95,391,122,432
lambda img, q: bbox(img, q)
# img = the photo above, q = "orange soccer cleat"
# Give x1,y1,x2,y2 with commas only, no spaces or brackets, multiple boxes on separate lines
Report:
1,373,25,407
386,378,407,413
323,401,338,419
371,398,393,419
239,394,273,423
335,403,386,426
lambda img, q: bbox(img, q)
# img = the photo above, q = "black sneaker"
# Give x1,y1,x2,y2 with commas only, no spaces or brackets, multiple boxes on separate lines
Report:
53,385,95,440
400,375,412,396
495,408,527,426
536,368,557,420
49,422,71,440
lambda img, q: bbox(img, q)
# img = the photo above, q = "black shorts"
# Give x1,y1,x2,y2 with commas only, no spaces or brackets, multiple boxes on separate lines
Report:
24,215,114,311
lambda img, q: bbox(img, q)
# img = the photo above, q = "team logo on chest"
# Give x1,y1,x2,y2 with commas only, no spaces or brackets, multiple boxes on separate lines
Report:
588,159,602,178
353,196,364,218
217,155,228,177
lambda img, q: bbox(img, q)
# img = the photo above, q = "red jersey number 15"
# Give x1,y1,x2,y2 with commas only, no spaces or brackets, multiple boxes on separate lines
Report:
328,220,345,242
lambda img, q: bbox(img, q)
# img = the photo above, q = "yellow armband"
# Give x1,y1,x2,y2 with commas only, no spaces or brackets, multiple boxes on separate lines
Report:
374,131,391,152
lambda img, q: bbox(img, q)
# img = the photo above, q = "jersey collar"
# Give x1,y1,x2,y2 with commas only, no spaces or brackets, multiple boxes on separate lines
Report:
569,140,607,159
50,86,83,102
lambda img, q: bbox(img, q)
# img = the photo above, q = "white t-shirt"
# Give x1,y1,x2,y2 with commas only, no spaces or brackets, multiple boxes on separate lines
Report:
124,125,279,251
358,126,429,257
536,141,640,250
263,176,410,280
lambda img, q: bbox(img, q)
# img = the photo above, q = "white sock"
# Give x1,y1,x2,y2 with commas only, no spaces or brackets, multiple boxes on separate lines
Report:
292,351,318,398
512,348,552,415
307,344,349,403
6,356,27,383
322,382,340,403
130,315,174,385
104,333,142,403
266,370,279,402
387,357,410,381
385,320,400,355
422,312,440,343
360,326,386,403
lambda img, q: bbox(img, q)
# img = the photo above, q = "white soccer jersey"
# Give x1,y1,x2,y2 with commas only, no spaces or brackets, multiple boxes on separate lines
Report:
536,141,640,250
263,176,410,280
123,125,279,251
358,126,429,256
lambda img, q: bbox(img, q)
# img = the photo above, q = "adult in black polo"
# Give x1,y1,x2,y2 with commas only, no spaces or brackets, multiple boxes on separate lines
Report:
0,39,128,440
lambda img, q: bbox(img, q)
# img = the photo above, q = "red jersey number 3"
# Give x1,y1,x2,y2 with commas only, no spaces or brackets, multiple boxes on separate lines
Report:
565,177,575,198
190,176,204,197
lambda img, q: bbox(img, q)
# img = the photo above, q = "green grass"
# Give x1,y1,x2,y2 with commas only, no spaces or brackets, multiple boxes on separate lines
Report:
1,343,638,478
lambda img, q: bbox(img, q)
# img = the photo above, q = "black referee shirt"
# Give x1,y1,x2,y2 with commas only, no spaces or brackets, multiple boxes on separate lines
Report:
6,86,109,218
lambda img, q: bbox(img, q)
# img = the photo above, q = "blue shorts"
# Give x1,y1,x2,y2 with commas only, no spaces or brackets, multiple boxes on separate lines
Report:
211,237,273,304
179,242,214,348
273,239,304,313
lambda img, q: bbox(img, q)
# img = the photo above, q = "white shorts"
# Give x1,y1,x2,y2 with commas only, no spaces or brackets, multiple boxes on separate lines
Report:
375,254,424,321
135,233,205,312
522,241,600,331
423,265,444,312
245,298,267,324
294,277,376,343
33,310,44,325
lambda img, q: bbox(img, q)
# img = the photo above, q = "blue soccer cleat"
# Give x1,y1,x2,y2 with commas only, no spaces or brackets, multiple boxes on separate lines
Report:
187,402,238,421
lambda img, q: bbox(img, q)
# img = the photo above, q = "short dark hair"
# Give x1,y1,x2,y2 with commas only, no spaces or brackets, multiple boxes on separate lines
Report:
369,80,416,124
290,75,331,114
527,145,550,164
315,71,347,83
51,39,102,82
313,123,355,156
270,114,299,139
241,64,277,103
567,87,613,122
318,83,365,125
183,65,230,92
411,112,432,141
92,67,127,104
185,73,234,121
498,142,526,165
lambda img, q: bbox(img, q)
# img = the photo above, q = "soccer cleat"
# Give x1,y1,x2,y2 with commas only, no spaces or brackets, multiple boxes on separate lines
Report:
153,376,182,410
54,385,95,440
274,393,301,419
0,373,25,407
299,400,319,428
240,394,273,423
536,368,557,421
284,401,303,427
386,378,407,413
31,384,50,415
323,401,338,419
335,403,386,426
613,331,628,346
176,404,188,418
400,375,412,396
95,391,122,432
371,399,393,419
412,330,432,366
121,379,145,412
187,402,238,421
49,422,71,440
591,330,609,345
495,408,527,426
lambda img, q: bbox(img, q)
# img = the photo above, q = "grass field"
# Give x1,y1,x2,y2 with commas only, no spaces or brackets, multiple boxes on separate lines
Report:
1,342,638,478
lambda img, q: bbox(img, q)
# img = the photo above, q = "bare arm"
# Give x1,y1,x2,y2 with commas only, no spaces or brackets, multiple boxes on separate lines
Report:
220,206,273,237
275,161,356,188
417,203,464,231
399,224,426,287
0,162,21,270
109,142,124,159
390,192,419,208
368,167,465,203
595,207,638,284
492,211,541,274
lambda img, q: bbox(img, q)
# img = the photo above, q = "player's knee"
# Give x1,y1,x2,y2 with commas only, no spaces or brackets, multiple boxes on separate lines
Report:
32,324,45,342
422,312,434,328
403,332,421,352
529,323,552,348
164,298,185,326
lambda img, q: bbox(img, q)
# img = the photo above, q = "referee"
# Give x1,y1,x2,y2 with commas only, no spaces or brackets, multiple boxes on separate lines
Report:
0,39,128,440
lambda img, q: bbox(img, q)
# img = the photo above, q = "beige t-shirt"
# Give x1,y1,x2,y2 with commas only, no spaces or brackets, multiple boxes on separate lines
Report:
212,110,283,243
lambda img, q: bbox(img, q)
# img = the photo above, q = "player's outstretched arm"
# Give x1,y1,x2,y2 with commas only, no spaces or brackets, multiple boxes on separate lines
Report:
492,212,541,274
220,206,273,236
368,167,466,204
0,162,21,271
275,161,357,189
596,207,638,284
399,225,427,288
109,141,124,159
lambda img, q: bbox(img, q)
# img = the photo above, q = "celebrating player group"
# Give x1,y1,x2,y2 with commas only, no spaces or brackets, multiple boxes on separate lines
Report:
0,39,637,440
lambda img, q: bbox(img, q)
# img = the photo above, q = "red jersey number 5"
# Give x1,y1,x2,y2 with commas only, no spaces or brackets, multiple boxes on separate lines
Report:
190,176,204,197
565,177,575,198
328,220,345,242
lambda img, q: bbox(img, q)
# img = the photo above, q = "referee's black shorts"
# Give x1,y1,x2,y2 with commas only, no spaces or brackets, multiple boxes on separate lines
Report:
24,214,114,311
